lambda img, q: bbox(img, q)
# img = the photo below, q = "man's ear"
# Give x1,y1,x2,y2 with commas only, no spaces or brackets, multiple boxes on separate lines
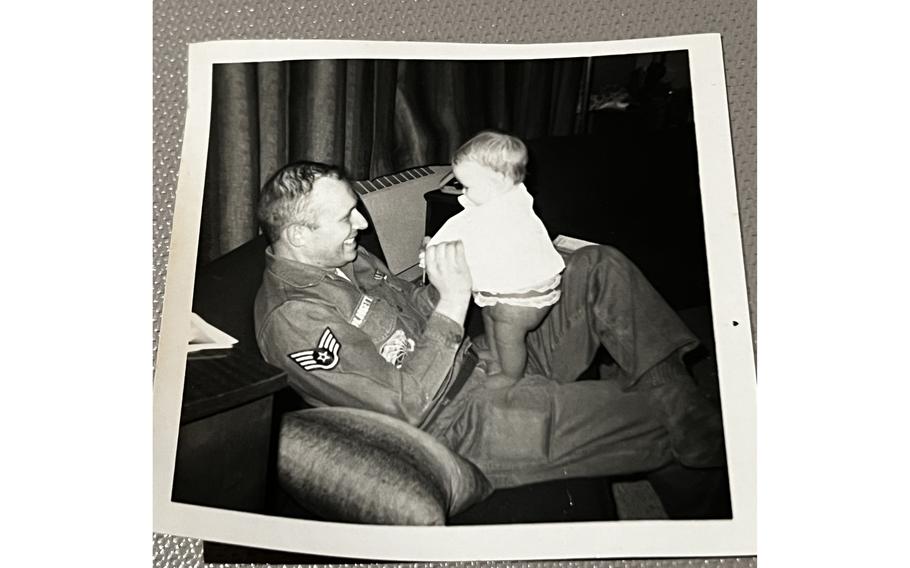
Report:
285,223,310,247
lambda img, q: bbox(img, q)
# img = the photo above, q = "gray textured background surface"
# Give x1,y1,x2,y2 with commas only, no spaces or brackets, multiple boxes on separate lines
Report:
152,0,756,565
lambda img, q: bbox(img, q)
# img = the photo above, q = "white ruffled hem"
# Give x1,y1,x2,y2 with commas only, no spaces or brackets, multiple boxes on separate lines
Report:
472,274,562,308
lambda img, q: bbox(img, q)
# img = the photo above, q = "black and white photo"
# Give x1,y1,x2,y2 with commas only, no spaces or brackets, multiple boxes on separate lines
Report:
153,36,756,561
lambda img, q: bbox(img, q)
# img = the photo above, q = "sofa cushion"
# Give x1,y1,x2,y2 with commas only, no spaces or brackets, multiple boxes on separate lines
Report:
277,407,493,525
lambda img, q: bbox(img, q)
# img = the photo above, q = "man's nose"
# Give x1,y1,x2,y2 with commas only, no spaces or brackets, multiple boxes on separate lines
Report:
353,209,369,230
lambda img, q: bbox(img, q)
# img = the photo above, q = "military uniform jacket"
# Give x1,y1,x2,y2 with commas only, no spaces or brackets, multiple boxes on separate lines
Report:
254,246,465,426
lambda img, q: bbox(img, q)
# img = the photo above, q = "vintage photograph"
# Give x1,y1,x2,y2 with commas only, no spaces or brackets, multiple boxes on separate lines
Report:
153,37,756,561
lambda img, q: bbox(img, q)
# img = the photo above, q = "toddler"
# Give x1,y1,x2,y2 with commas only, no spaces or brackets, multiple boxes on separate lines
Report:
428,131,565,382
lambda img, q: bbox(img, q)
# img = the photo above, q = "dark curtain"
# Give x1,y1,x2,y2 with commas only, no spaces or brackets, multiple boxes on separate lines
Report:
199,58,585,265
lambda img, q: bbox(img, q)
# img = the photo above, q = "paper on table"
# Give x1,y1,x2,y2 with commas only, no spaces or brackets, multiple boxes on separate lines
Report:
187,312,237,352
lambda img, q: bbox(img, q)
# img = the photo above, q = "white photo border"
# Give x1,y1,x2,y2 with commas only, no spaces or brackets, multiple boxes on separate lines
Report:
152,34,757,561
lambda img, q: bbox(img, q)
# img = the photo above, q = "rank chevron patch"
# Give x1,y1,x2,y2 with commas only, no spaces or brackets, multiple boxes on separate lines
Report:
288,327,341,371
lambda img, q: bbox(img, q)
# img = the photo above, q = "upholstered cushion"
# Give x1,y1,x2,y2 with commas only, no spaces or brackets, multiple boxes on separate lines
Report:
277,407,493,525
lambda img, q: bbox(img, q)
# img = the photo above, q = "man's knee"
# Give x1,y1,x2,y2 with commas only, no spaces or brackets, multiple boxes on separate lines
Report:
566,244,632,274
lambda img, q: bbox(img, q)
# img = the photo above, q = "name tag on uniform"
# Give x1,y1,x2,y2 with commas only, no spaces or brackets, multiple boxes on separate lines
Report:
350,294,374,328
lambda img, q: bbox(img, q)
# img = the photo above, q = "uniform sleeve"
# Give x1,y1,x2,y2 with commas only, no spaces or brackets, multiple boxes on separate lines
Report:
257,298,464,426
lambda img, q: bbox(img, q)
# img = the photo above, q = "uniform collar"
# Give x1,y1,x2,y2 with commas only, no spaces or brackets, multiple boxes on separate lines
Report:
265,246,356,288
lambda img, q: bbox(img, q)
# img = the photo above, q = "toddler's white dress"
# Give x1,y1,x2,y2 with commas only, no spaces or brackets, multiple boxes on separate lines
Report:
428,184,565,308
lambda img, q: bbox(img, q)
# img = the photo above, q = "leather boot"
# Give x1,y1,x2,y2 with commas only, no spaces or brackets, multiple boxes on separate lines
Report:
635,356,726,468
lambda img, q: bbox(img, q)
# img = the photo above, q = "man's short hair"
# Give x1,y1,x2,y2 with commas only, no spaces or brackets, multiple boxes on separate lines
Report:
452,130,528,184
257,161,345,242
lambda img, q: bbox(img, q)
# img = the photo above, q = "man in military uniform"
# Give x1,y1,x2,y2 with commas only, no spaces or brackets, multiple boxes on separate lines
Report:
254,161,725,491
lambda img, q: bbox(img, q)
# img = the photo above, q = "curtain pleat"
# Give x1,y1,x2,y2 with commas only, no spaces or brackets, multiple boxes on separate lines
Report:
256,61,288,188
289,60,344,166
549,58,585,135
369,60,399,178
200,63,261,265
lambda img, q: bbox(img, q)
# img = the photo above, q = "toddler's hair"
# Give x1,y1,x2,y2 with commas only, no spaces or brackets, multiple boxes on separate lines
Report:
452,130,528,183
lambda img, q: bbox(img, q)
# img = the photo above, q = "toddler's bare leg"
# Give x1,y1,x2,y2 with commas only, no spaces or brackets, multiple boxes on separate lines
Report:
492,320,531,379
480,307,499,364
489,303,551,379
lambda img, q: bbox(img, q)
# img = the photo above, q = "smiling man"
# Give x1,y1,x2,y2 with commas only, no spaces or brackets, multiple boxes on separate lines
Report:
254,161,473,419
258,164,367,269
253,160,727,501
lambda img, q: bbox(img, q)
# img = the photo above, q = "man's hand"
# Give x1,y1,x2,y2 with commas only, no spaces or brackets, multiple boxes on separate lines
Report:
425,240,472,325
418,236,431,283
417,236,431,269
426,240,472,298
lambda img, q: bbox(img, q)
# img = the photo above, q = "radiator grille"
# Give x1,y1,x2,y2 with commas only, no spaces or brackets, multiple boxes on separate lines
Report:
352,166,436,196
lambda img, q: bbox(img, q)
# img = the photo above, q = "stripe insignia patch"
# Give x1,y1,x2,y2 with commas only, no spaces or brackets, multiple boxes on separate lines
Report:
288,327,340,371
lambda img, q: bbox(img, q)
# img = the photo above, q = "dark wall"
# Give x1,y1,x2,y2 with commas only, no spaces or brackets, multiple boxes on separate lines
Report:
525,124,708,310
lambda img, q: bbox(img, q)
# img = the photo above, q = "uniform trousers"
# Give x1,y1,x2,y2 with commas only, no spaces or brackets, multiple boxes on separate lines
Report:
424,245,708,489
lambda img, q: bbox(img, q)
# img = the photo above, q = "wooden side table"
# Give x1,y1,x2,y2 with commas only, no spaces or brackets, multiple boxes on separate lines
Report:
171,350,287,513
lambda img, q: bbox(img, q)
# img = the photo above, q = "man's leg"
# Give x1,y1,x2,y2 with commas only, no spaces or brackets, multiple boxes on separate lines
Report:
526,246,697,383
438,376,676,489
525,245,725,468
